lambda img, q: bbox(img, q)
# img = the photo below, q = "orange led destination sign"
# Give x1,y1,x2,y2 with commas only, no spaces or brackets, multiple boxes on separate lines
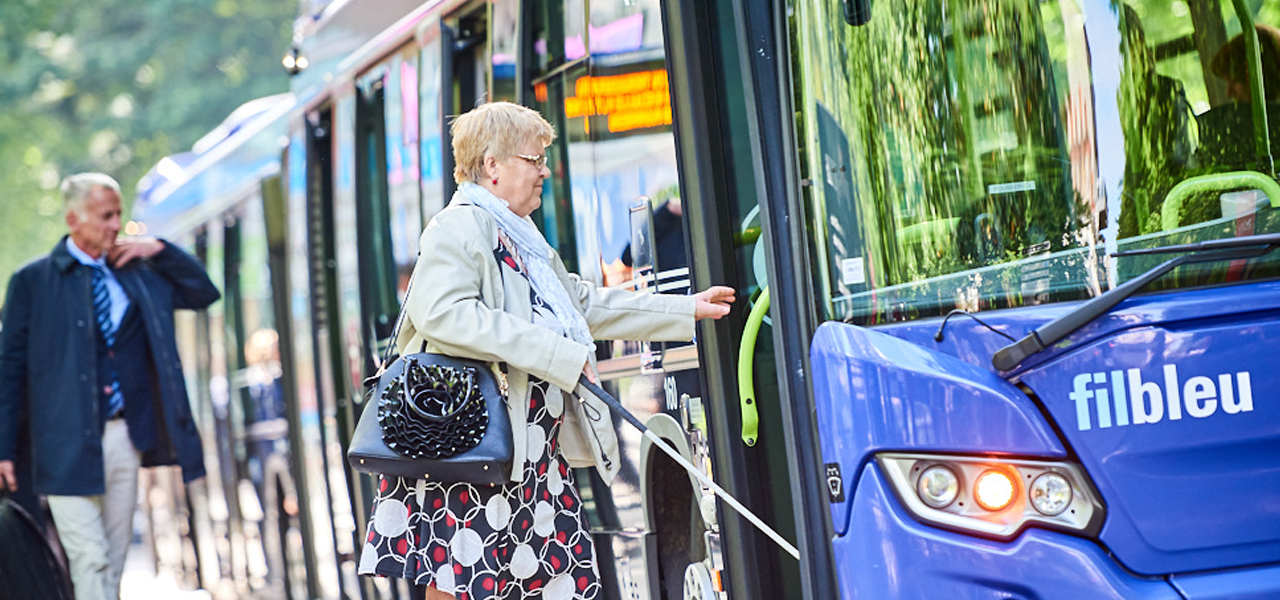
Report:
554,69,672,133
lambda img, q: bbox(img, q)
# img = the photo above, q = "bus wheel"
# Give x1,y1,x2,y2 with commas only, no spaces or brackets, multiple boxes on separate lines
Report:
682,563,715,600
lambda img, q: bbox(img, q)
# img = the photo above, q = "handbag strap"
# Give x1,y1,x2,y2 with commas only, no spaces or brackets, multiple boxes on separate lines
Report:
372,266,417,379
372,229,512,385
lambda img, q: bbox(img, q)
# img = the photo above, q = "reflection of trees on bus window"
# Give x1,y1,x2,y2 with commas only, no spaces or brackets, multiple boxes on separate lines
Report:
795,1,1089,324
1117,4,1199,237
793,0,1280,325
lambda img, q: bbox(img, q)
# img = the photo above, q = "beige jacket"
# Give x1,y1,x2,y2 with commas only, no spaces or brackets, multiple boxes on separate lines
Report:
394,202,696,484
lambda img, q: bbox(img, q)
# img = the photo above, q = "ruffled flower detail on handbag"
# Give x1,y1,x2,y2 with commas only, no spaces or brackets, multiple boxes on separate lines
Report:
378,356,489,459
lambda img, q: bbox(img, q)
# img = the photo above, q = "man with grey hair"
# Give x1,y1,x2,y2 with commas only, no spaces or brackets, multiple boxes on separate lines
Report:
0,172,219,600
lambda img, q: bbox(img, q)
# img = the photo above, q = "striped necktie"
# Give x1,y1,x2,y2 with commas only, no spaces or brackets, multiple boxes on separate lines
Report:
90,265,125,419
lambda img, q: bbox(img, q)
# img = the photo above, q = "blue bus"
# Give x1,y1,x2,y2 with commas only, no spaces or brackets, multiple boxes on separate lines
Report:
136,0,1279,598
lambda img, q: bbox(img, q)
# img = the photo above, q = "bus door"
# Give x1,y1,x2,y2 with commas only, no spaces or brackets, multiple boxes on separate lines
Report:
221,199,294,595
347,38,439,599
300,101,380,600
515,0,788,598
200,219,250,589
279,117,344,600
649,0,820,598
165,228,223,590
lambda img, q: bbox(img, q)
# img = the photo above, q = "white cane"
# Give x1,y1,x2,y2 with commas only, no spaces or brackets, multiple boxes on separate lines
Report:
578,377,801,560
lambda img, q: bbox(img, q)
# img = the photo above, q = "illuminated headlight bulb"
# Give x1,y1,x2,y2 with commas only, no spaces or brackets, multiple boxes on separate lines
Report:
1030,472,1073,516
975,469,1016,511
916,465,959,508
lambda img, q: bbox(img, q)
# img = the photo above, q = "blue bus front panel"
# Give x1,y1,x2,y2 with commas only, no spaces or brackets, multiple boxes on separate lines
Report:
810,322,1066,537
1019,294,1280,574
813,279,1280,596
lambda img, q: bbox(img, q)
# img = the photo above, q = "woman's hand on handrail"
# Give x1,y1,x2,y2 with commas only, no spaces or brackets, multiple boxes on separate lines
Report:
694,286,736,320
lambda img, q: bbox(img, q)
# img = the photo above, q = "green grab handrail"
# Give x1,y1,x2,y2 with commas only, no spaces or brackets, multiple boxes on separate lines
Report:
1160,171,1280,231
736,286,768,446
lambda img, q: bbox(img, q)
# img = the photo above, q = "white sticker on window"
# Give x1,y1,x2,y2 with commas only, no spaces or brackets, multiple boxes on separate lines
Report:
841,257,866,285
988,181,1037,195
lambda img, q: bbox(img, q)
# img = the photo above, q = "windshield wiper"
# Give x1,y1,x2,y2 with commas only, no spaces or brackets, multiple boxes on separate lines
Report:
992,233,1280,371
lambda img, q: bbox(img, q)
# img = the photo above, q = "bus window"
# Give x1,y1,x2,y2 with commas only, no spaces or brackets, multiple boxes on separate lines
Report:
355,73,419,355
169,231,220,587
1113,3,1280,285
390,52,424,234
224,203,286,480
491,0,518,103
222,201,288,587
528,0,581,269
789,0,1280,325
589,0,666,56
420,24,446,220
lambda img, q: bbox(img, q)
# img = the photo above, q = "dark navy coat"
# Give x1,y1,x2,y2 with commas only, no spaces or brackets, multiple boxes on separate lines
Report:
0,237,219,495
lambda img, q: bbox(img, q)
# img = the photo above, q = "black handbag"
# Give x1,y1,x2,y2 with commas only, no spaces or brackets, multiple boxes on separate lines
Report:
0,494,74,600
346,271,513,484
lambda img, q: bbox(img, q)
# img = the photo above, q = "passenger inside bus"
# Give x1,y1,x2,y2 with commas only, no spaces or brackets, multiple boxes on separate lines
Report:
1194,23,1280,174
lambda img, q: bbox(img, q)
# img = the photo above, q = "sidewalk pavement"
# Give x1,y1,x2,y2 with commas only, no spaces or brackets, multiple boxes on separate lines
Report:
120,538,210,600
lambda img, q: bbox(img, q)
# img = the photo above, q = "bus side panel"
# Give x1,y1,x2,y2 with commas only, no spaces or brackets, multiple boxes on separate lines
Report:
809,322,1064,537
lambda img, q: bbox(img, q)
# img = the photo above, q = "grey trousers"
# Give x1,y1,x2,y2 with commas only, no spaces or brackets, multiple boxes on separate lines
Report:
47,419,141,600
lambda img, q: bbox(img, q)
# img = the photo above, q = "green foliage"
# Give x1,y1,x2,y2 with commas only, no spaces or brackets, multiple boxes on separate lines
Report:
0,0,295,303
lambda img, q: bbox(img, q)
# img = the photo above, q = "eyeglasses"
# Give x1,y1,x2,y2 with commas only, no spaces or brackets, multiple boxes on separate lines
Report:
516,153,548,169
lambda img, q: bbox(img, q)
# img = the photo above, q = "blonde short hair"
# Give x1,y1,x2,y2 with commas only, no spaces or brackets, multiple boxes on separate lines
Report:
62,172,122,216
451,102,556,184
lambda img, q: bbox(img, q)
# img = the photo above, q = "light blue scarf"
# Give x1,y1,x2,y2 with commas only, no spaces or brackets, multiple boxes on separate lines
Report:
456,182,595,351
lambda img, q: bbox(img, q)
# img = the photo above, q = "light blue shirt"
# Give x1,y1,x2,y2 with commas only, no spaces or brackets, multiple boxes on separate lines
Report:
66,238,130,332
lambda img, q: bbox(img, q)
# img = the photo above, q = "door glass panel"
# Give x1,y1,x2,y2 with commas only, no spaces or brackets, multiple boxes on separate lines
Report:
492,0,519,103
530,0,566,73
589,0,665,56
566,0,586,60
789,0,1280,326
226,202,286,495
420,32,447,220
381,55,424,265
574,60,680,293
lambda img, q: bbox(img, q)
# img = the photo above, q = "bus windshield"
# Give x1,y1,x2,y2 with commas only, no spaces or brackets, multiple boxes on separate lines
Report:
790,0,1280,326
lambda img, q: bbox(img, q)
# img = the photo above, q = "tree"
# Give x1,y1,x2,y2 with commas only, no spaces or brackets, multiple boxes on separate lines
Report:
0,0,297,303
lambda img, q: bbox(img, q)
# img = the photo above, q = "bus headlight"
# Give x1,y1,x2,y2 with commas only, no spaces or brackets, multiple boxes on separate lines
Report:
1030,472,1072,516
877,453,1104,540
916,465,959,508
